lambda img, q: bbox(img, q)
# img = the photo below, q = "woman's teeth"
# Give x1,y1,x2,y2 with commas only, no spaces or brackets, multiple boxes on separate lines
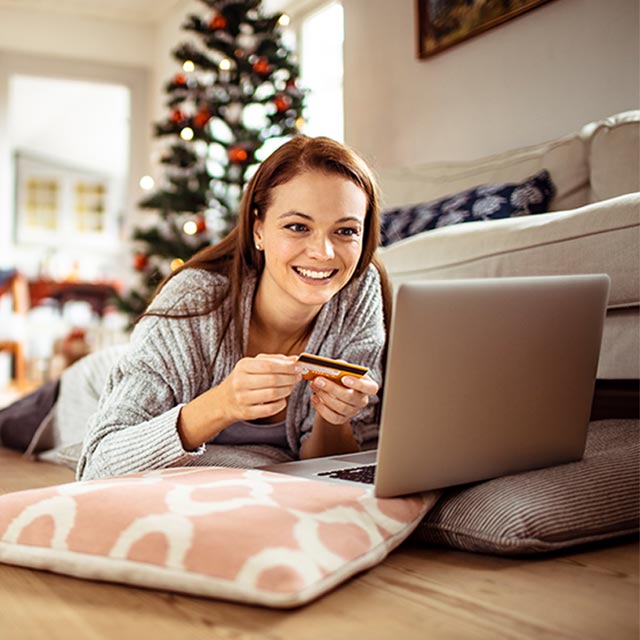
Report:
295,267,334,279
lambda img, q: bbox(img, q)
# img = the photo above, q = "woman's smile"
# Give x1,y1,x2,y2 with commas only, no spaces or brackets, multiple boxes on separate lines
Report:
292,266,338,282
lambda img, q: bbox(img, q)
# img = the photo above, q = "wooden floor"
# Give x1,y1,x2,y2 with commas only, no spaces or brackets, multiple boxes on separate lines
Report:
0,447,637,640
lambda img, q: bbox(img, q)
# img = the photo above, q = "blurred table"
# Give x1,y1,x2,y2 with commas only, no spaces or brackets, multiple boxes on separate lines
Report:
28,279,120,316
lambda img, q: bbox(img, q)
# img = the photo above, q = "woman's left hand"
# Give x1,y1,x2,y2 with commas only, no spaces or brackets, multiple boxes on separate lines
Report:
309,374,379,425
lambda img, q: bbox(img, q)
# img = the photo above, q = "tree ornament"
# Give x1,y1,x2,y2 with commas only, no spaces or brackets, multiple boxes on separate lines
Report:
193,108,211,128
133,253,148,271
228,145,249,164
252,57,271,76
170,108,186,123
273,94,292,113
196,217,207,233
174,73,187,85
209,14,227,30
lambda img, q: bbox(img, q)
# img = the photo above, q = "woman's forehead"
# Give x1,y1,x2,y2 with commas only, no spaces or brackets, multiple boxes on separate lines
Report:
266,171,367,210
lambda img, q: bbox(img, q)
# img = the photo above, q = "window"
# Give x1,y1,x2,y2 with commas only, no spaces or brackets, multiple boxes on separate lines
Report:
299,1,344,142
24,178,59,232
74,182,107,233
15,153,113,247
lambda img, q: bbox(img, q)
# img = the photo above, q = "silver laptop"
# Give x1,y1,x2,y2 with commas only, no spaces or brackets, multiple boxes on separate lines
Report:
261,275,610,497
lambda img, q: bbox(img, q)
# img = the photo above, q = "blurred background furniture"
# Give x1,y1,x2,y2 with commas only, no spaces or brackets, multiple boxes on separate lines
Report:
28,278,119,317
0,270,29,390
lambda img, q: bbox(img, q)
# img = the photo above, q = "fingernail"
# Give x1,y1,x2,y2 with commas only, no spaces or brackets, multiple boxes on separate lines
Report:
343,376,353,386
314,377,326,388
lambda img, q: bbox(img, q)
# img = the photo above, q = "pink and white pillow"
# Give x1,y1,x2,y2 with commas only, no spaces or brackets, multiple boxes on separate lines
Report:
0,467,438,607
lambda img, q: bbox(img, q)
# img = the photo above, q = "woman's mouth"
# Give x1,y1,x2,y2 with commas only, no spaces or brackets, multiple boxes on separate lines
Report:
293,266,337,281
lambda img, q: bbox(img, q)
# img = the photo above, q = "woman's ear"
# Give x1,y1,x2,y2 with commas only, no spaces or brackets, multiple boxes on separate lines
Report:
253,216,264,251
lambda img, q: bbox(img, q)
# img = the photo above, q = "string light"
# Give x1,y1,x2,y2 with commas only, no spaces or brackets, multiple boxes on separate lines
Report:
170,258,185,271
278,14,290,26
183,60,195,72
183,220,198,235
180,127,194,141
139,175,154,190
219,58,231,70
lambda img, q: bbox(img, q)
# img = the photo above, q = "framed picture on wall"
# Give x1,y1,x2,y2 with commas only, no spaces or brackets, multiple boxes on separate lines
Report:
416,0,555,59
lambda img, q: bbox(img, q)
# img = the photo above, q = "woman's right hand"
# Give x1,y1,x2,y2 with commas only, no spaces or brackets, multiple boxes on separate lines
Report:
218,354,302,422
177,354,301,450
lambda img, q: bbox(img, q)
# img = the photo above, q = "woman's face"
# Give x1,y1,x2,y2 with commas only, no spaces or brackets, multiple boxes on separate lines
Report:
253,170,368,314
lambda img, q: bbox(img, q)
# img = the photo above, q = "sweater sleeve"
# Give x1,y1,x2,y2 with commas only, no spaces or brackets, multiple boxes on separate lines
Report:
76,270,224,480
335,267,386,445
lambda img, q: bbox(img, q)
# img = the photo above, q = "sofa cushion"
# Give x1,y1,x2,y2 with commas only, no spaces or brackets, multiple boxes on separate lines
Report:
411,419,639,555
379,170,555,246
585,111,640,203
0,466,437,608
378,132,589,212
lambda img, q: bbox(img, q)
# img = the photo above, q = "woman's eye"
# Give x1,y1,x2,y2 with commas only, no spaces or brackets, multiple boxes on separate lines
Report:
337,227,361,237
285,223,308,233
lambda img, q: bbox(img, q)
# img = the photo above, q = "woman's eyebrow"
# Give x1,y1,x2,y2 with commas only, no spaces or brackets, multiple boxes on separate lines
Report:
278,210,311,220
277,211,364,224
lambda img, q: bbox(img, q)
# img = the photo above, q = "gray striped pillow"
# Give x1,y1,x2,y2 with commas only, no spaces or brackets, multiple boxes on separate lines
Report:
412,419,639,554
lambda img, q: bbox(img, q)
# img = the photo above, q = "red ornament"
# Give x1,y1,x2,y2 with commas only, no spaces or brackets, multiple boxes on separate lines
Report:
193,109,211,128
133,253,148,271
196,217,207,233
174,74,187,85
170,108,186,123
252,57,271,76
209,14,227,30
273,94,292,113
228,145,249,164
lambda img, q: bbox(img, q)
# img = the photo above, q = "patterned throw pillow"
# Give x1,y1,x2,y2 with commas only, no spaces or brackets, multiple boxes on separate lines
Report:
380,169,556,246
0,467,438,608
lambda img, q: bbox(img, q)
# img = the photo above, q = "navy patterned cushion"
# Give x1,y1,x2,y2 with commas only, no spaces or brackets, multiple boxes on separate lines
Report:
380,169,556,247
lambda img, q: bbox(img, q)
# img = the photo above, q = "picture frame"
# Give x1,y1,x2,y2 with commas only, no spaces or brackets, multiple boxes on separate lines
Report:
416,0,555,59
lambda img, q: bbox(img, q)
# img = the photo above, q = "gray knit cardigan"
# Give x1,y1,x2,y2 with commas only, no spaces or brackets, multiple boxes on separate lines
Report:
76,265,385,480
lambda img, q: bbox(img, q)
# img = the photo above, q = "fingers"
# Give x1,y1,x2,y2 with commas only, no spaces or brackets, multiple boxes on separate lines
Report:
310,375,378,425
223,355,302,422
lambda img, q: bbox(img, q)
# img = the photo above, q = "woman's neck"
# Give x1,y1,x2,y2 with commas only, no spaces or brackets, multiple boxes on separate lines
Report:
248,283,318,356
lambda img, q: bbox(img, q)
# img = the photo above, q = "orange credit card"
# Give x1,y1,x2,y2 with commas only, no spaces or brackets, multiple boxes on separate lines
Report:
297,352,368,384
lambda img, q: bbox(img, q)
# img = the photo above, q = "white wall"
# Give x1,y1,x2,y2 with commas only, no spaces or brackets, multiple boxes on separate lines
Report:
343,0,640,169
0,5,155,68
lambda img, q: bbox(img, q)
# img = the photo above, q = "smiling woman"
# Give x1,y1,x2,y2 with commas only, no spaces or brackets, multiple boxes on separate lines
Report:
73,135,393,481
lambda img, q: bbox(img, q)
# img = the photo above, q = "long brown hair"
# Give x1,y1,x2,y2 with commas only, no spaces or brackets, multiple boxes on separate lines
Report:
146,135,393,347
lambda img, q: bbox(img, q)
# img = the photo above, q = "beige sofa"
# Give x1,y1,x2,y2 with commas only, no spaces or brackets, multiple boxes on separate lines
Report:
377,111,640,381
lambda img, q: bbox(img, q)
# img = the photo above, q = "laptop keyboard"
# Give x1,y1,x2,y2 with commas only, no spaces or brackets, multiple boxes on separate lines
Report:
317,464,377,485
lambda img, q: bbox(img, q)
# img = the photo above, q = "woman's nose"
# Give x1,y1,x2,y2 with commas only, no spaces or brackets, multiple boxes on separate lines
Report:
308,234,335,260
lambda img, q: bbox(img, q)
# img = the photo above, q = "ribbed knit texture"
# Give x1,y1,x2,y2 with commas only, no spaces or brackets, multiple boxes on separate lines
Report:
76,266,385,481
411,419,639,554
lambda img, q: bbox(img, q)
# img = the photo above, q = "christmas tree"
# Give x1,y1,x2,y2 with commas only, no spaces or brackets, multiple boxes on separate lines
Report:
118,0,305,319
